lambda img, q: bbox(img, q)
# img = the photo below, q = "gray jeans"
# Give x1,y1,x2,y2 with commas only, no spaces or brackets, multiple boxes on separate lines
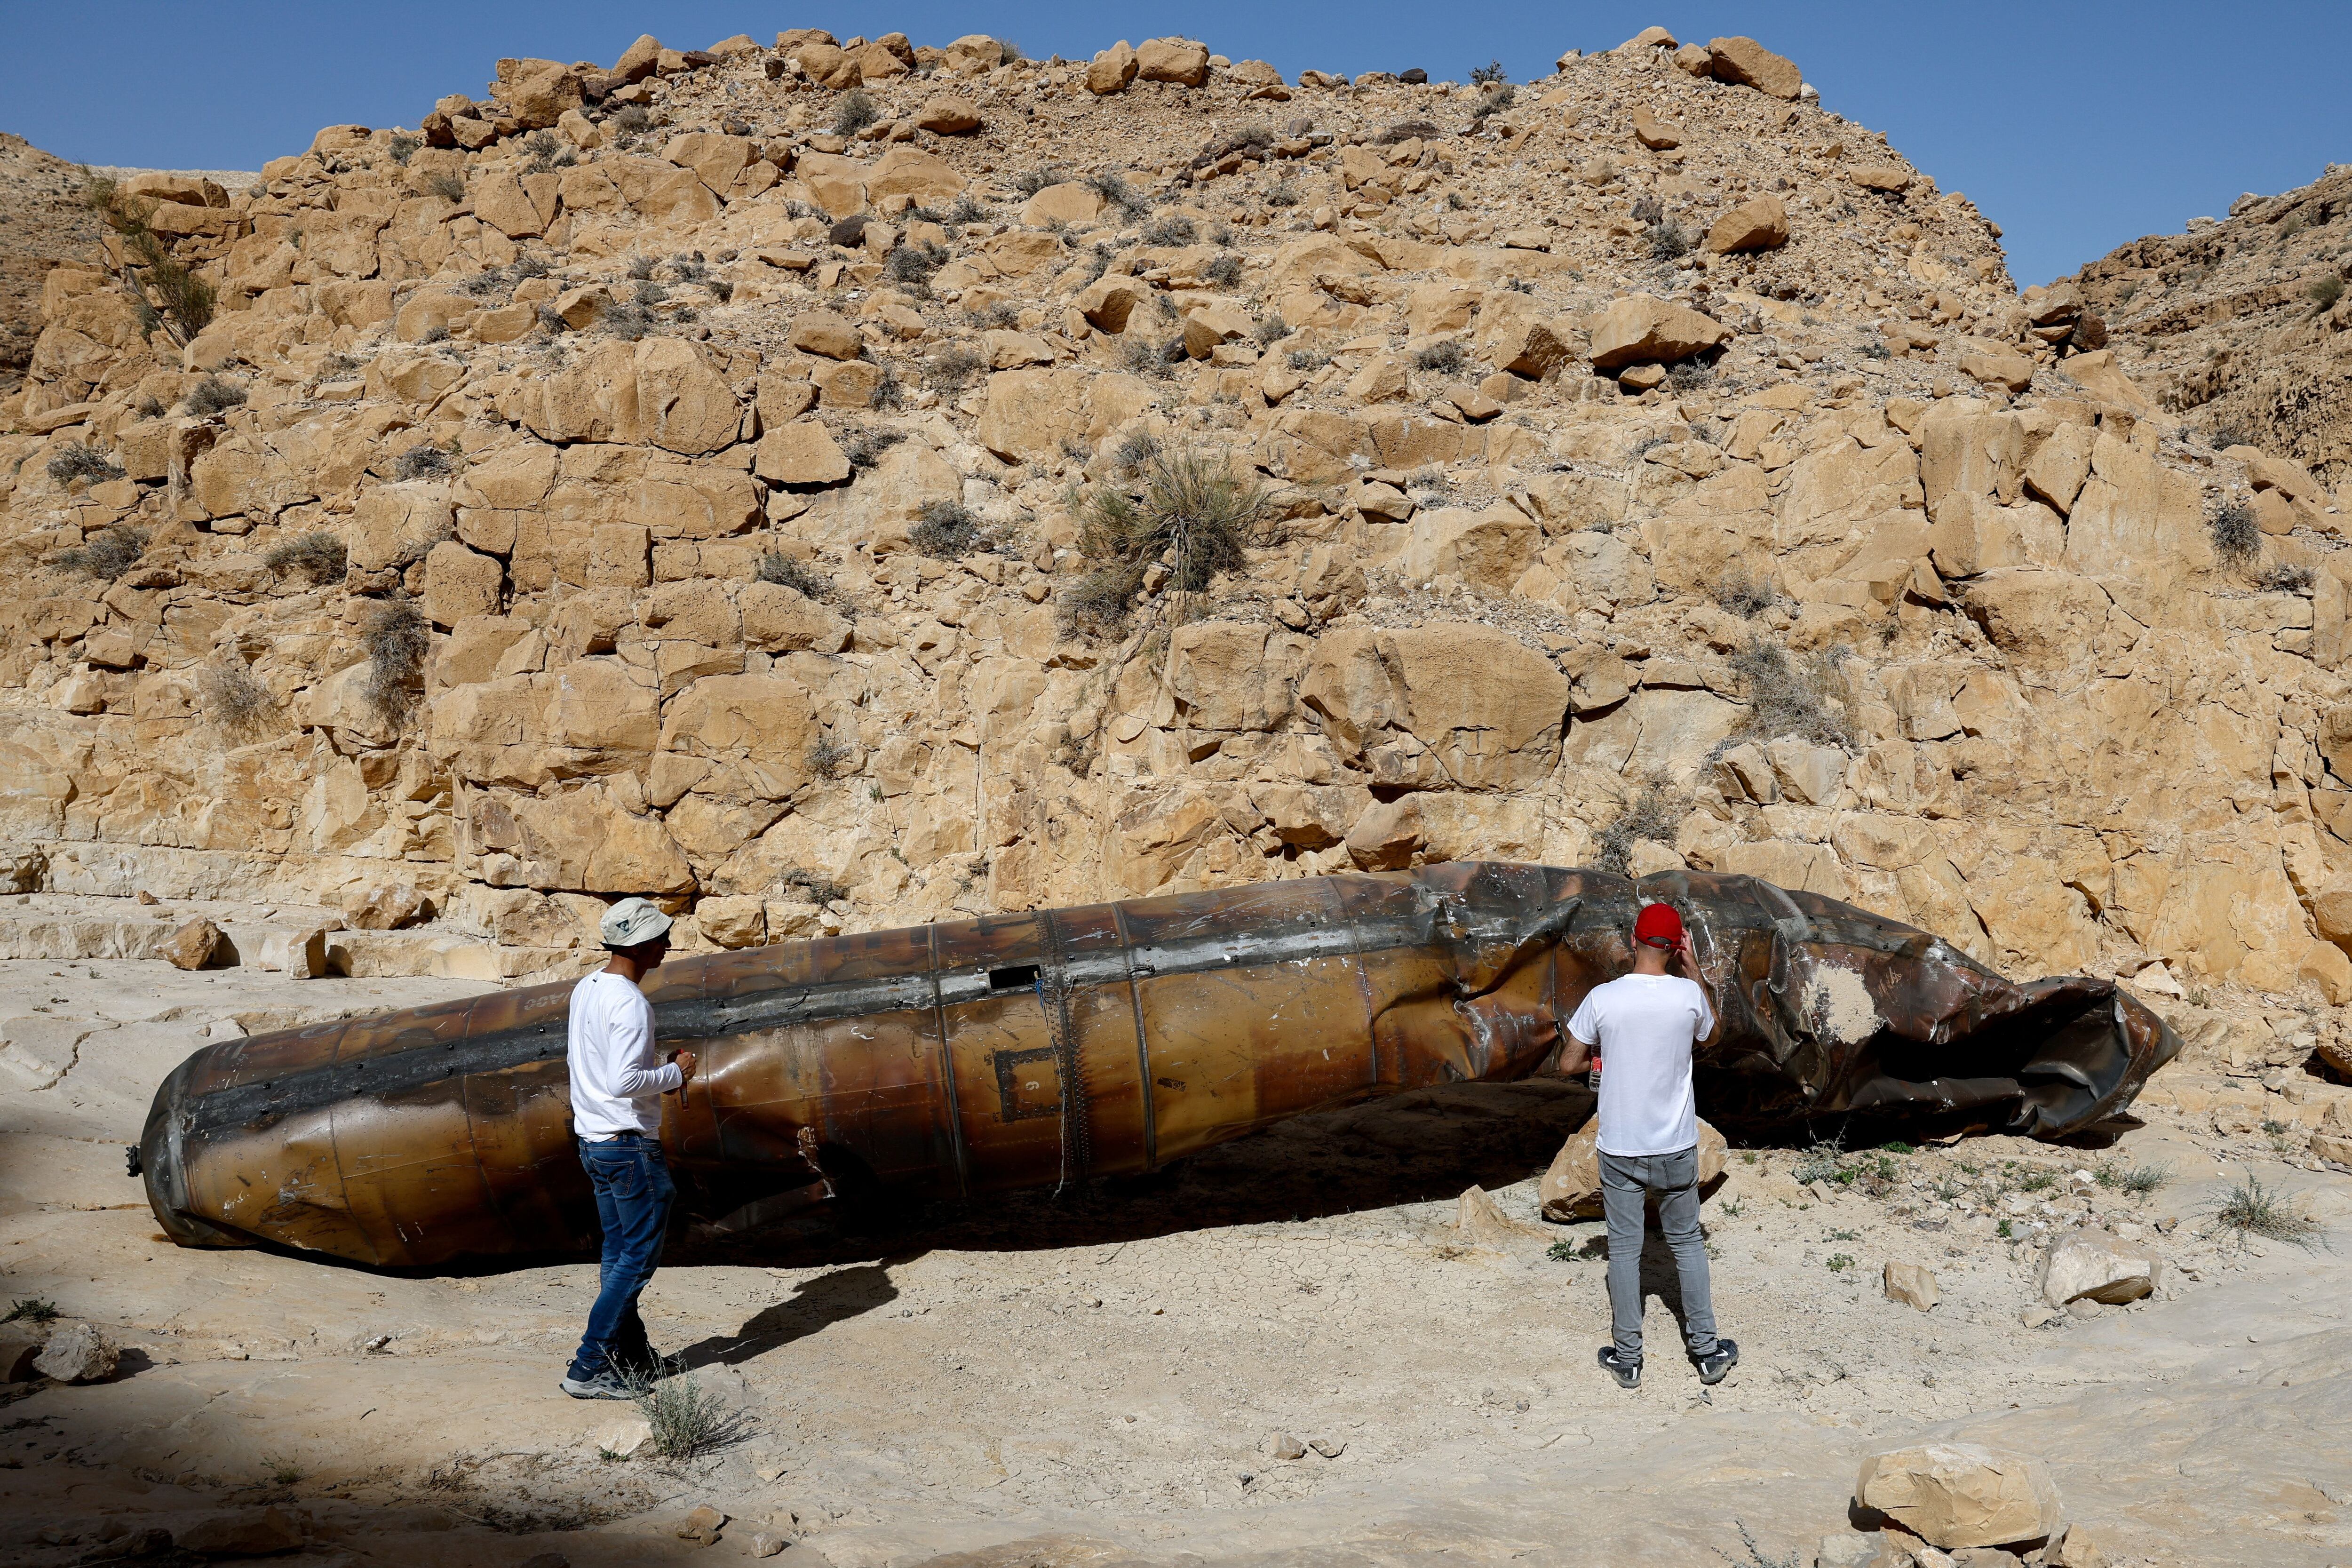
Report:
1599,1146,1718,1360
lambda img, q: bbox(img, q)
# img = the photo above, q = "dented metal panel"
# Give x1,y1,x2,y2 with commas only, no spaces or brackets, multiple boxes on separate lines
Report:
140,864,2180,1269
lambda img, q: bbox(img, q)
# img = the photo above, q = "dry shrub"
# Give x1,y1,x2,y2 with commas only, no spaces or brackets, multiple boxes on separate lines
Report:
201,661,277,736
758,553,831,598
264,533,348,583
183,375,247,417
2209,501,2259,565
81,175,215,342
46,443,125,486
911,500,985,558
1727,637,1853,749
362,599,430,724
52,525,148,581
1594,785,1682,876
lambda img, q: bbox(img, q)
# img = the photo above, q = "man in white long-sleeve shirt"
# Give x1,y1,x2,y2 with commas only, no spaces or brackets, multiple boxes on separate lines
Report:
560,898,698,1399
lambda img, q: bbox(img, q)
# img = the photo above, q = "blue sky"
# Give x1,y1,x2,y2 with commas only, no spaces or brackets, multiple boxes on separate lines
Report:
8,1,2347,285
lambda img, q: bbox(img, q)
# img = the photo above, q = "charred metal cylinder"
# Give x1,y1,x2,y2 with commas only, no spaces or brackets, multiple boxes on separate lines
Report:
140,864,2178,1269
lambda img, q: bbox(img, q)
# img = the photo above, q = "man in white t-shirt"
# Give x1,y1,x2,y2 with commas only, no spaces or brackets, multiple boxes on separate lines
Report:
560,897,698,1400
1558,900,1736,1391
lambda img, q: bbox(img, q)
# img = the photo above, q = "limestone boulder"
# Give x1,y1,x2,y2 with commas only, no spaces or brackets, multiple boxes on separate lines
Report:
1631,105,1682,149
1707,36,1803,99
1883,1261,1939,1311
430,661,660,788
1021,182,1104,228
423,541,503,627
519,339,739,454
1706,195,1789,254
2036,1231,2160,1306
175,1510,306,1557
914,96,982,135
1588,294,1729,370
789,311,864,360
756,422,851,486
165,917,227,970
944,34,1005,75
976,368,1155,464
32,1321,119,1384
865,147,966,208
1539,1119,1727,1220
1854,1444,2064,1550
1088,41,1139,95
1137,38,1211,86
1395,506,1542,593
1298,623,1569,790
1344,796,1424,870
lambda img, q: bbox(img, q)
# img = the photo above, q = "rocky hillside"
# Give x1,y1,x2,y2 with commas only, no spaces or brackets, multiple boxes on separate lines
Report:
2067,161,2352,486
2,24,2350,1079
0,134,107,391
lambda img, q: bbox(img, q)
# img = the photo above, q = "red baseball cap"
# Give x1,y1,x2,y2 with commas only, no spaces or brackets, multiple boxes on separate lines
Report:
1634,902,1685,949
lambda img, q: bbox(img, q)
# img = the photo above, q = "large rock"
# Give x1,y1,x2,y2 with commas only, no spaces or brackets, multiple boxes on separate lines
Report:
1883,1261,1940,1312
1136,37,1211,86
1297,624,1569,791
1088,41,1139,95
756,422,851,486
976,368,1155,464
32,1321,119,1384
1539,1118,1728,1220
1706,195,1789,253
1707,36,1803,99
164,916,227,970
1854,1443,2065,1550
1588,294,1729,370
788,311,863,361
2036,1231,2160,1306
914,96,982,135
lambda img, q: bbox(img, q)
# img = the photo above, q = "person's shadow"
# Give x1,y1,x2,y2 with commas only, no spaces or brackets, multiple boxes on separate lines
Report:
673,1259,905,1368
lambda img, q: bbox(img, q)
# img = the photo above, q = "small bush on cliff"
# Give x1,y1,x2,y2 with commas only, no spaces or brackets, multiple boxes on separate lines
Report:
392,442,462,481
912,500,986,558
183,376,247,418
1727,637,1853,749
1412,340,1467,375
1595,785,1682,876
2209,500,2260,565
1059,449,1267,640
80,174,215,344
46,444,124,486
779,868,849,906
201,661,277,736
263,533,348,583
758,553,832,598
53,525,148,581
834,89,881,137
362,599,430,725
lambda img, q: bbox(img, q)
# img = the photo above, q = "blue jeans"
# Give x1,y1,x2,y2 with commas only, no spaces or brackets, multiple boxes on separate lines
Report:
569,1135,675,1380
1599,1146,1718,1360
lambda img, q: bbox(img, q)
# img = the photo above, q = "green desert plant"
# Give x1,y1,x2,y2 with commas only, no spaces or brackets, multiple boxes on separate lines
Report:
1059,447,1267,640
2207,1173,2321,1250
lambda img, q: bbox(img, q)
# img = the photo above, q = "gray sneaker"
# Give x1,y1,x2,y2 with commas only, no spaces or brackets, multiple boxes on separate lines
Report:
559,1366,633,1400
1693,1337,1739,1386
1597,1346,1642,1389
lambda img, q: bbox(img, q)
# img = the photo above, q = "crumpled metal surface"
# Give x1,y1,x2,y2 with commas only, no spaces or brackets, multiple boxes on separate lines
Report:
139,863,2178,1268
